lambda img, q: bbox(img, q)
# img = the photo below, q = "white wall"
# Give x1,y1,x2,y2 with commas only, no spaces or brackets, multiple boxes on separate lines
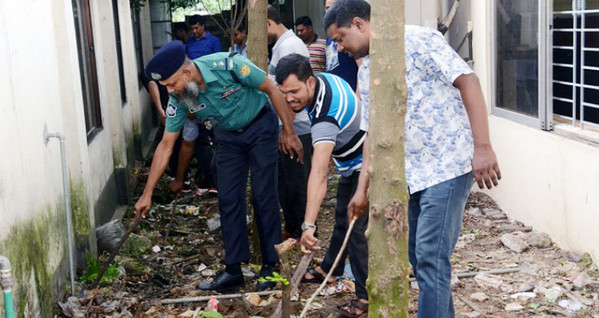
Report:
468,1,599,261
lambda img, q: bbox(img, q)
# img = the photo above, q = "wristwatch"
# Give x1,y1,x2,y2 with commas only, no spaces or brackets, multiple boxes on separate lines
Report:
301,222,317,231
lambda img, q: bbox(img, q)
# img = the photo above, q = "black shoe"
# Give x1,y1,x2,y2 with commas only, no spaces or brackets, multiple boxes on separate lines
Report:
256,264,277,291
197,271,244,292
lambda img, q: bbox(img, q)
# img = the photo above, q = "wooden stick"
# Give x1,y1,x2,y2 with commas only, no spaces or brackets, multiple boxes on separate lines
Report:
90,216,142,289
408,267,522,282
272,253,313,318
273,239,297,318
299,219,357,318
160,290,280,305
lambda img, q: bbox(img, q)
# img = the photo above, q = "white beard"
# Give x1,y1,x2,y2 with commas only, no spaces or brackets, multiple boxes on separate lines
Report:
179,81,201,110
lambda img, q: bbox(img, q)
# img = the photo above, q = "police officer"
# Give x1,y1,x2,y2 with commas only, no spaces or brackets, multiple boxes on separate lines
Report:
135,41,303,292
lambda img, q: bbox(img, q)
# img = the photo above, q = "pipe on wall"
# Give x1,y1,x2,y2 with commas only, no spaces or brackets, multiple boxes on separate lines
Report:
0,255,15,318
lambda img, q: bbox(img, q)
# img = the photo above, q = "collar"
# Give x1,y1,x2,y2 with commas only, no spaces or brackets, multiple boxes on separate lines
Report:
308,75,323,114
193,59,218,84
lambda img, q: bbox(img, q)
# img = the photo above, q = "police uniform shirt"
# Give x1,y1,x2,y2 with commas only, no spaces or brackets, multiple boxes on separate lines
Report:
165,53,269,132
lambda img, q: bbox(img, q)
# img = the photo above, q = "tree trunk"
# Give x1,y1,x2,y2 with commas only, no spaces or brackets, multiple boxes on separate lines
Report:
367,0,410,317
246,0,268,71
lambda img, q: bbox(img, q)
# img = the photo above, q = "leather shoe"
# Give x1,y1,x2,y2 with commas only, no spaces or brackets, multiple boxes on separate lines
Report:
197,271,244,292
256,264,277,291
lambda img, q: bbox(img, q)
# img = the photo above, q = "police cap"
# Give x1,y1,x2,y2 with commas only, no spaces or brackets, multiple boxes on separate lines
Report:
145,41,186,81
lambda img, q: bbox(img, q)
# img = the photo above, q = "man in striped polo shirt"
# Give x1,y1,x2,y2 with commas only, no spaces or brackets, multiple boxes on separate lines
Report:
275,53,369,314
295,16,327,74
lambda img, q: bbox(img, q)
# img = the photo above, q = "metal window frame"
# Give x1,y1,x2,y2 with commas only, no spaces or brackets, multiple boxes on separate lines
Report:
73,0,103,140
490,0,553,131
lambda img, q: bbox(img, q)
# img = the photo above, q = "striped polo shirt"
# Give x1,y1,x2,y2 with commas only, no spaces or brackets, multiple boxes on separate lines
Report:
308,73,365,177
307,38,327,73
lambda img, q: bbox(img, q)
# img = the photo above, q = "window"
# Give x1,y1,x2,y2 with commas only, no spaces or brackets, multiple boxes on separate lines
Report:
72,0,103,139
553,0,599,128
112,0,127,104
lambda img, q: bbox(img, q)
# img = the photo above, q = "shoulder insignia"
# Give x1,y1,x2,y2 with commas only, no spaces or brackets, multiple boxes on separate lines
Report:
166,102,177,118
212,62,217,68
241,64,251,76
229,59,234,69
218,61,224,67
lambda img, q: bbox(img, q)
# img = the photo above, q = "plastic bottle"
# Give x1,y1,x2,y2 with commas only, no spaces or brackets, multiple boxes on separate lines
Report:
207,295,219,311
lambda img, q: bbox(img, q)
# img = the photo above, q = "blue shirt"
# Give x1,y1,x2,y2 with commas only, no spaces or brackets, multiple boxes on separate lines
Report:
308,73,364,177
228,43,247,57
325,36,358,91
359,25,474,193
186,31,222,59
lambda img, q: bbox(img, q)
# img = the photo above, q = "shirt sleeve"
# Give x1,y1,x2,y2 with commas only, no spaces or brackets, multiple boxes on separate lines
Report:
414,28,473,84
230,54,267,89
311,121,339,147
164,97,188,133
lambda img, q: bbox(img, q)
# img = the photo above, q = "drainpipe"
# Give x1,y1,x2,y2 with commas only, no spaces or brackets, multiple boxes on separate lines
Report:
43,125,76,296
0,255,15,318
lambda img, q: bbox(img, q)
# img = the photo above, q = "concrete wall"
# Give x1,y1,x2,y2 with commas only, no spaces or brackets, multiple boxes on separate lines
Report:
0,0,154,316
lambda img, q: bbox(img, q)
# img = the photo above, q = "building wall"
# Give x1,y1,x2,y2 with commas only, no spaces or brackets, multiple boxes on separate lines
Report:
0,0,154,316
467,1,599,261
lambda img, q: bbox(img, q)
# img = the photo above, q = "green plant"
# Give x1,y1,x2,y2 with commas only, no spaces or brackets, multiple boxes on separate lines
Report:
257,271,289,286
79,253,121,285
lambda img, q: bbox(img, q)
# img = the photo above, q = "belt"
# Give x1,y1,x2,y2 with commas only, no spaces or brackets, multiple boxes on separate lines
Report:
237,106,270,132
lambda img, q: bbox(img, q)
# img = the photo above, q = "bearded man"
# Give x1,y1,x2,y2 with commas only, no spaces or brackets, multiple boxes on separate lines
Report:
135,41,303,292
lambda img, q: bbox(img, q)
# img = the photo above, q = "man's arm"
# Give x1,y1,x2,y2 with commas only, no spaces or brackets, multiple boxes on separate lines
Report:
454,73,501,189
148,81,167,125
347,135,370,220
134,131,180,219
257,76,304,162
300,142,335,254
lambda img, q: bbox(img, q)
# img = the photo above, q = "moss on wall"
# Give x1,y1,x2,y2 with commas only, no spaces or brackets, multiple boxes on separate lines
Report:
0,203,64,317
0,179,92,317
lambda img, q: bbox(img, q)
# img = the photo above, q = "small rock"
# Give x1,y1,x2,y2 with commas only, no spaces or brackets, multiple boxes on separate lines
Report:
474,273,503,290
410,281,420,290
518,282,535,292
505,302,524,311
527,232,552,248
451,274,460,288
456,233,477,249
202,269,216,277
500,232,530,253
558,299,584,312
246,293,263,306
470,292,488,302
467,207,483,216
207,216,221,231
543,286,563,302
573,272,593,290
242,266,256,278
510,292,537,300
483,208,507,220
197,263,208,272
568,252,583,263
459,312,481,318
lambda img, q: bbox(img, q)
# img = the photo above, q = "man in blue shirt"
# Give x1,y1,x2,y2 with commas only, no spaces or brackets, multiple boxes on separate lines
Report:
186,15,222,59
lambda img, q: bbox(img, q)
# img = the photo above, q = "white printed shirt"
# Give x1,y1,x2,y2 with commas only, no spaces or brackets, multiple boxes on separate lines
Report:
360,25,474,194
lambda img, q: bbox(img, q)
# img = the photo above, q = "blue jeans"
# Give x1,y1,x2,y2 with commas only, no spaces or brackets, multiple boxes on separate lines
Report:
408,172,473,318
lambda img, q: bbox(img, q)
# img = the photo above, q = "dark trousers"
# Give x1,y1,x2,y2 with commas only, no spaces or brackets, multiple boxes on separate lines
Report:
213,106,281,265
320,171,369,300
278,133,312,237
193,140,216,188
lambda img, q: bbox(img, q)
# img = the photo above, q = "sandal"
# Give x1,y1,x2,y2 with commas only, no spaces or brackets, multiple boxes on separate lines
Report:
334,299,369,317
301,268,326,283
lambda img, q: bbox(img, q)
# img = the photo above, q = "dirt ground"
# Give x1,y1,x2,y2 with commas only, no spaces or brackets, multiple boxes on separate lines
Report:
57,165,599,318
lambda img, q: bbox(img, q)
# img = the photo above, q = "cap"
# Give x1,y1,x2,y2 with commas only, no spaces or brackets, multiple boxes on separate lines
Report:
145,41,186,81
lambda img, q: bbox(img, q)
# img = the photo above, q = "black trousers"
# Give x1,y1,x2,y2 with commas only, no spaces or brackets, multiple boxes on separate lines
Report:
320,171,369,300
213,105,281,265
278,133,312,237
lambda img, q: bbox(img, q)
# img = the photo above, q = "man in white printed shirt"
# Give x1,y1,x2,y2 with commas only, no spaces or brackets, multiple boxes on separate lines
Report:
319,0,502,317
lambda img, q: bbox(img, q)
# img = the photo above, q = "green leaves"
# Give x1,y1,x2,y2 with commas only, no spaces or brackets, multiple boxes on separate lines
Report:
257,271,289,286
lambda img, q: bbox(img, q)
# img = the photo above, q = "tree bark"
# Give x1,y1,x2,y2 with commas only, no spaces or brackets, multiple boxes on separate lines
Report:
367,0,410,317
246,0,268,71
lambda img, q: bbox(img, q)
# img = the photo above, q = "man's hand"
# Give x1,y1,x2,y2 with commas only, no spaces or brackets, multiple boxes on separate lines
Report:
168,179,184,194
158,110,167,125
472,144,501,189
300,229,320,254
348,189,368,221
134,194,152,220
280,130,304,163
